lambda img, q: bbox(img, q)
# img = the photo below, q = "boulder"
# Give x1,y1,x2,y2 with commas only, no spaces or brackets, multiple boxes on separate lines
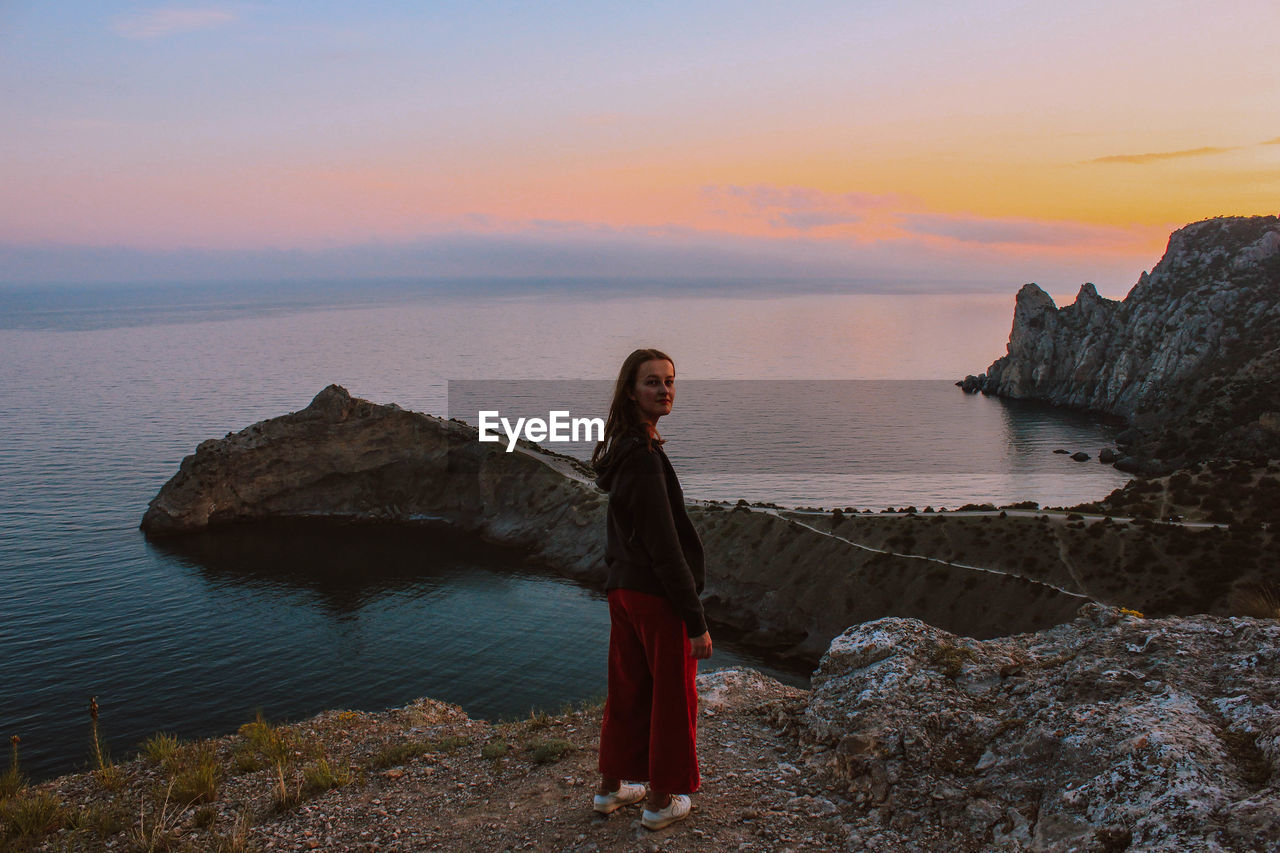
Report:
1115,428,1142,448
1114,456,1142,474
799,606,1280,851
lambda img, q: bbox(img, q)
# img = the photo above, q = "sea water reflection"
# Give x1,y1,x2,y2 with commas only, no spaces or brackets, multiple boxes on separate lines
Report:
1,521,804,781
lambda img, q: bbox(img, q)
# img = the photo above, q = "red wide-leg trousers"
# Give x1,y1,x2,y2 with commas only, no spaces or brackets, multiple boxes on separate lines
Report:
597,588,700,794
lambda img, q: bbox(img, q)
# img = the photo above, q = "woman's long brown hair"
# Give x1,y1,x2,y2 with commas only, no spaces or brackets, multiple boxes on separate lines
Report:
591,348,673,469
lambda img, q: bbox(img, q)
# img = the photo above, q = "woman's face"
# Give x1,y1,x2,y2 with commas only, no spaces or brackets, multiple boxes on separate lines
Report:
628,358,675,425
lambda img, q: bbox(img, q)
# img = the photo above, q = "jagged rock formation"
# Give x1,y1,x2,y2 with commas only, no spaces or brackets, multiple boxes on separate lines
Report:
800,604,1280,851
142,385,1084,659
962,216,1280,464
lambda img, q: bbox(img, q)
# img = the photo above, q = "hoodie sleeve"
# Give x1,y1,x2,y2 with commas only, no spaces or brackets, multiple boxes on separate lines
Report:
622,449,708,637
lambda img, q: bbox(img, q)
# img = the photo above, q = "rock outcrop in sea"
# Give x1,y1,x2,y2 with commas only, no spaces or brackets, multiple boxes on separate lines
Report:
141,385,1084,659
962,216,1280,465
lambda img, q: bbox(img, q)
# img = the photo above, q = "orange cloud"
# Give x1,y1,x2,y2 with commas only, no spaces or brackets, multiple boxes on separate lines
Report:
695,184,1168,257
702,185,909,236
1089,147,1236,165
898,213,1164,253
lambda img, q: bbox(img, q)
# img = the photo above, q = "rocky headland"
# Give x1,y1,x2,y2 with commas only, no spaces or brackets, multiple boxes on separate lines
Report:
961,215,1280,469
140,385,1085,660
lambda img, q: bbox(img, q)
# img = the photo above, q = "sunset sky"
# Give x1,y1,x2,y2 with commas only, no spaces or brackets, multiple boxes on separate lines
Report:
2,1,1277,293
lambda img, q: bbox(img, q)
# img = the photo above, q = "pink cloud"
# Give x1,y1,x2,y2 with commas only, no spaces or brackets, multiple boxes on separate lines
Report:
113,7,237,39
704,185,906,232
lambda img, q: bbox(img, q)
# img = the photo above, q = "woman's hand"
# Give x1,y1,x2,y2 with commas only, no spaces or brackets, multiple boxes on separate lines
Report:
689,631,713,659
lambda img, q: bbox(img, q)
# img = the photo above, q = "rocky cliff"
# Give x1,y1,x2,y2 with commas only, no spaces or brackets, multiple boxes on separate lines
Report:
141,385,1085,658
963,216,1280,464
802,605,1279,851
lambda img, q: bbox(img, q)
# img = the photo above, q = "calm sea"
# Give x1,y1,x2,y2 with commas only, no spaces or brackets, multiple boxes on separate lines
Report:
0,280,1128,780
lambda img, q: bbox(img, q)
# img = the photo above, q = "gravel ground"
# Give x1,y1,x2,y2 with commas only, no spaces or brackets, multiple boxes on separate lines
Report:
6,669,856,853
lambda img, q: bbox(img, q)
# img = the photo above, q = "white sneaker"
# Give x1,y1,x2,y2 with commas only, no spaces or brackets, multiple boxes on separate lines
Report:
593,782,647,814
641,794,692,830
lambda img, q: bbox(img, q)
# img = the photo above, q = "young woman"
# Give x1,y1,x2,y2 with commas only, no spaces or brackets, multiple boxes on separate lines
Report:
590,348,712,831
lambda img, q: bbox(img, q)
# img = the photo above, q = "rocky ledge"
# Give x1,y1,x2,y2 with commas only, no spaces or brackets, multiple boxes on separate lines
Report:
141,385,1085,659
6,606,1276,851
962,216,1280,466
802,604,1279,851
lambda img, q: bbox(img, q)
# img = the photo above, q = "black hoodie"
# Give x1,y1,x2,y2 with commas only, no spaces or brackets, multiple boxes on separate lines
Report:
594,431,707,637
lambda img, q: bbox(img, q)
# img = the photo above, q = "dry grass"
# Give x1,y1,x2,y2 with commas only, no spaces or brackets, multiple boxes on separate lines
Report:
141,732,182,767
435,735,471,752
231,743,266,774
270,764,303,813
95,763,127,791
89,696,127,791
1230,582,1280,619
480,741,510,759
528,738,574,764
213,811,254,852
125,780,183,853
69,801,131,837
237,713,295,767
1,790,66,840
370,741,432,769
172,757,221,806
1,735,25,800
302,758,352,796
